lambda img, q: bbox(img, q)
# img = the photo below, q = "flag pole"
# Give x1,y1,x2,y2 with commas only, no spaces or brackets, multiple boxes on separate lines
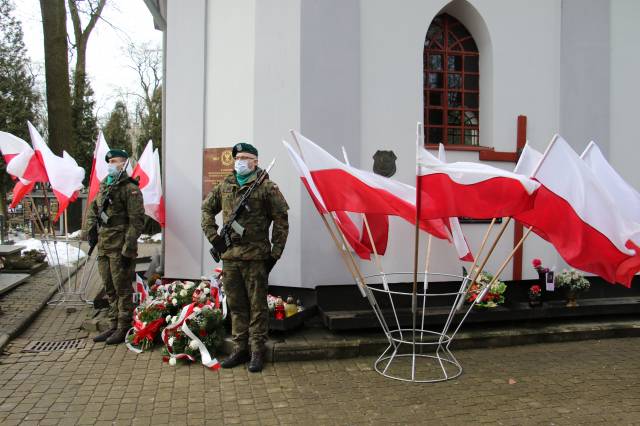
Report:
343,145,404,341
483,226,534,291
289,131,394,341
465,217,512,295
411,122,425,380
419,234,433,345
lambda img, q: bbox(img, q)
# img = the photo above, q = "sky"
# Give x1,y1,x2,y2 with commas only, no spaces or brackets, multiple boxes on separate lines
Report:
13,0,163,121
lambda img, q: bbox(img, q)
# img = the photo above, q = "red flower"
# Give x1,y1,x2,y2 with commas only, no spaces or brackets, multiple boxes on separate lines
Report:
199,329,207,337
529,285,541,295
532,258,542,269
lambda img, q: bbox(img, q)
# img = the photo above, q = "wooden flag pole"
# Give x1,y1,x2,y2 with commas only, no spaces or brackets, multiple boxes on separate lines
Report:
483,226,534,291
419,234,433,344
289,131,395,341
465,217,512,294
411,122,425,379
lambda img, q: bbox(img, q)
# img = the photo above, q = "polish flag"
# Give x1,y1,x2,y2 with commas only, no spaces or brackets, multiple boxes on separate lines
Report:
514,136,640,287
417,144,540,220
283,140,381,260
581,141,640,225
87,132,111,205
436,144,473,262
131,141,165,227
0,131,48,207
28,122,84,222
291,131,451,241
133,274,149,304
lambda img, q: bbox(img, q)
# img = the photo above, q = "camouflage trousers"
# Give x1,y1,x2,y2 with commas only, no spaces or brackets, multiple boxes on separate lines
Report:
97,253,136,329
222,259,269,352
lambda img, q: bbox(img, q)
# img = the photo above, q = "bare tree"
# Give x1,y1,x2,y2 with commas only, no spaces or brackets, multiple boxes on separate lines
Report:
126,42,162,118
67,0,106,104
126,42,162,158
39,0,72,155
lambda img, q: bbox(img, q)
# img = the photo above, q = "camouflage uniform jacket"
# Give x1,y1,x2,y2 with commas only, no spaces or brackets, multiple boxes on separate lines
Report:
201,168,289,261
86,174,146,258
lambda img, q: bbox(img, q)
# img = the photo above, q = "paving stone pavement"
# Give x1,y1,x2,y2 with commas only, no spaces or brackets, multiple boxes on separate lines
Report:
0,268,64,346
0,303,639,425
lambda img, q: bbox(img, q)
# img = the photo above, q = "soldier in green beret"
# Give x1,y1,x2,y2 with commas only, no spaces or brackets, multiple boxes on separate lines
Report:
201,142,289,372
88,149,146,345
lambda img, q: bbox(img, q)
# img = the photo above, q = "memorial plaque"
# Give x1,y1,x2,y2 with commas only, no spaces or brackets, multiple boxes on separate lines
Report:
203,147,234,198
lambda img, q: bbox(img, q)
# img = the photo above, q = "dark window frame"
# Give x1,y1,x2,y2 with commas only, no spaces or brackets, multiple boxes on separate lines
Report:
424,14,480,146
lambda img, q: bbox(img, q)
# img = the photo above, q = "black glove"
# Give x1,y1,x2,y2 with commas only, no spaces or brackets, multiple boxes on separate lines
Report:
120,255,132,270
266,256,278,273
87,226,98,248
211,235,228,254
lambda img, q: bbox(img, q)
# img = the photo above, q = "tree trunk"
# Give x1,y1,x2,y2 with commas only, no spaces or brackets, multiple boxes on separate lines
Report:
39,0,72,155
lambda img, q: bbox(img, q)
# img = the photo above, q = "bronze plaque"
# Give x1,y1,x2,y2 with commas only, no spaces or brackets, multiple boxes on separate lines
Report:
203,147,234,198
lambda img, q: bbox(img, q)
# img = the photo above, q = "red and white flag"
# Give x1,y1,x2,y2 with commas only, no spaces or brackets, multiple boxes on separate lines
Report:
291,131,451,241
28,122,84,222
515,136,640,287
283,140,384,259
436,144,473,262
0,130,48,208
417,144,539,220
133,274,149,304
87,132,111,205
581,141,640,225
131,140,165,227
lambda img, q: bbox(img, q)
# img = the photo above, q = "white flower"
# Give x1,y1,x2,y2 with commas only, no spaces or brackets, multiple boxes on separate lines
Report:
180,290,187,297
189,340,199,350
184,281,195,289
193,307,201,314
168,357,176,366
204,288,210,294
172,298,178,306
198,282,207,290
171,316,178,324
168,337,174,346
142,322,148,327
165,315,172,323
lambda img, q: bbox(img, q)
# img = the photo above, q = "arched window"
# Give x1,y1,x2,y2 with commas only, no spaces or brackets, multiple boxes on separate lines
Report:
424,14,479,146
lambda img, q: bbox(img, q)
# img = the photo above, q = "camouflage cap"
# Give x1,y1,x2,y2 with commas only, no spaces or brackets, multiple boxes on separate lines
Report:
232,142,258,158
105,149,129,162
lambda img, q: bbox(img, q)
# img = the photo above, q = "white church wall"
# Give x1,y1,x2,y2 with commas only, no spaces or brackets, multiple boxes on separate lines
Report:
610,0,640,191
201,0,257,276
252,0,303,287
164,0,206,279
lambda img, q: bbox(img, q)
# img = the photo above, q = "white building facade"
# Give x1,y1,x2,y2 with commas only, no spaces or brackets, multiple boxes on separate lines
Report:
145,0,640,288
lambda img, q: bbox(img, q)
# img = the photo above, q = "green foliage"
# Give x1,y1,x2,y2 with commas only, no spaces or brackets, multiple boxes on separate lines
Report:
555,269,590,292
103,100,132,153
0,0,41,211
70,72,98,183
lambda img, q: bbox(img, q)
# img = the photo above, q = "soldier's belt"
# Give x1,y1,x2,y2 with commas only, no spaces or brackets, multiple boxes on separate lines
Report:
100,216,129,227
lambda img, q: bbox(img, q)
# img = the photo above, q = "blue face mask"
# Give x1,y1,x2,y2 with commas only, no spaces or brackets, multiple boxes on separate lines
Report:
107,163,120,177
234,159,253,176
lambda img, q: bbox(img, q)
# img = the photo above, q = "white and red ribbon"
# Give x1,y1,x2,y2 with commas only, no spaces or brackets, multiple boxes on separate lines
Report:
161,303,221,371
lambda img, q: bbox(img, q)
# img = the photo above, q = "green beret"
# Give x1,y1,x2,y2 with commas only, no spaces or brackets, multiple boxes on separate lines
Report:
105,149,129,162
232,142,258,158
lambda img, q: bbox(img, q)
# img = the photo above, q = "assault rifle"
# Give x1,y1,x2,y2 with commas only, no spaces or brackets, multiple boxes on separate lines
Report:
87,159,131,256
209,159,276,262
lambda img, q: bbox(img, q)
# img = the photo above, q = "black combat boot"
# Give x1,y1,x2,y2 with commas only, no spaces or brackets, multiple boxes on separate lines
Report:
105,328,128,345
221,348,250,368
248,350,265,373
93,326,117,343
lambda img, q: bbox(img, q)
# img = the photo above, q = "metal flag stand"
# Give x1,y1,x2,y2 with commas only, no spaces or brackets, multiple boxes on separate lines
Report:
43,236,97,306
287,128,535,383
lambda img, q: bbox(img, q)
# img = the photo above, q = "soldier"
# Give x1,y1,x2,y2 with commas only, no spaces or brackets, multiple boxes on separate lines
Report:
88,149,146,345
202,142,289,373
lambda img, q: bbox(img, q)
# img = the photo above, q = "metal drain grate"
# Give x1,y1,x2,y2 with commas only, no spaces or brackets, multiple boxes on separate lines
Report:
22,339,86,353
